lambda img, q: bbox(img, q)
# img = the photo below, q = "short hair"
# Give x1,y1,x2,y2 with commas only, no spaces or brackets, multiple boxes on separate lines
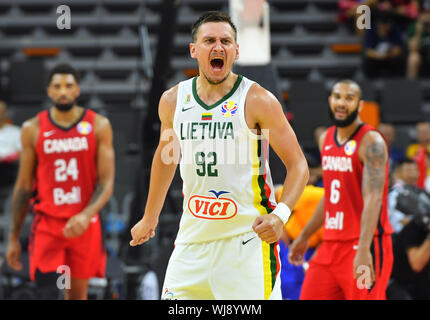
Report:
191,11,237,42
47,63,80,85
332,79,362,99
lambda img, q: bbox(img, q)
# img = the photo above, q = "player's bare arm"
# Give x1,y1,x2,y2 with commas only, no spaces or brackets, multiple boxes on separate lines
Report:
288,130,327,265
130,85,180,246
247,84,309,244
354,130,388,282
6,117,38,270
63,114,115,238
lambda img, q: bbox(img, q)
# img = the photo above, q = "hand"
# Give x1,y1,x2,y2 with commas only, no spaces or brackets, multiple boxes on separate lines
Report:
130,216,158,246
63,213,91,238
252,214,284,244
353,248,375,289
288,236,309,266
6,238,23,271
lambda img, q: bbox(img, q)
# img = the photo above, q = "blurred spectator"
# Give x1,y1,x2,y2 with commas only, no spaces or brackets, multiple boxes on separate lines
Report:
378,122,405,174
0,101,21,189
377,0,419,27
406,10,430,79
276,154,324,300
362,10,406,78
388,158,419,233
387,218,430,299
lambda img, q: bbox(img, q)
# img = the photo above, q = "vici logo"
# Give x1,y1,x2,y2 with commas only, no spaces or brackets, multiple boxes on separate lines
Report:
188,190,237,220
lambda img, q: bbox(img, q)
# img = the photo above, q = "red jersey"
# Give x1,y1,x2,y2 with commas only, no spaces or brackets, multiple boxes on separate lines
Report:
321,124,393,241
33,109,98,219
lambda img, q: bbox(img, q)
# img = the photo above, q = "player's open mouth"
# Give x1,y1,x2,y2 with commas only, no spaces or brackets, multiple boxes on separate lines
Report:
210,58,224,71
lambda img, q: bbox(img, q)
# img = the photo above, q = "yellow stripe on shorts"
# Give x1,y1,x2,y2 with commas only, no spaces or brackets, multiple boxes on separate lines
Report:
250,137,277,299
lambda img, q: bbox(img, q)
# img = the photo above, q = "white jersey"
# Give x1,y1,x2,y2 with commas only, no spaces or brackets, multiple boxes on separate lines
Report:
172,75,277,244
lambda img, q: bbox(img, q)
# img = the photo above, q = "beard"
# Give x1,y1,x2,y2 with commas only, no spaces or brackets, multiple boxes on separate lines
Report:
328,105,359,128
54,101,75,112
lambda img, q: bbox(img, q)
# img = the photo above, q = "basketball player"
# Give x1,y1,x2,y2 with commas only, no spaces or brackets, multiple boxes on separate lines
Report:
6,64,115,300
129,11,309,300
288,80,394,300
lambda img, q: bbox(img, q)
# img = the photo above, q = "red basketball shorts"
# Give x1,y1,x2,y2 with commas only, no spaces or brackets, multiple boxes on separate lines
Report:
300,234,393,300
28,212,106,281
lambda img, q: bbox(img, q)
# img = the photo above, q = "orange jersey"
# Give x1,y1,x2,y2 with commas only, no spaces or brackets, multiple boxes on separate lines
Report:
277,185,324,247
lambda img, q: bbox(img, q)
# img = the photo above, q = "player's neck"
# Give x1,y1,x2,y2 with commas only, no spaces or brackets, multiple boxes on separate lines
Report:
50,105,83,125
336,120,362,145
195,72,238,105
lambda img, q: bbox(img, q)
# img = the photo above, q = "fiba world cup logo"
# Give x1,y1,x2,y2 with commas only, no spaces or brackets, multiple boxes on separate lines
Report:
221,101,238,118
77,121,92,135
344,140,357,156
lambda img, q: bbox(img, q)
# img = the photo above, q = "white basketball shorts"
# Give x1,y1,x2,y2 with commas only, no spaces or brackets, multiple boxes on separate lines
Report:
161,231,282,300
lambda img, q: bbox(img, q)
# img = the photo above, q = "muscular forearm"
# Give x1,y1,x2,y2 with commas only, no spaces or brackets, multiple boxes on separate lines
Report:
358,195,383,250
143,145,178,220
9,187,32,240
299,196,325,241
278,161,309,212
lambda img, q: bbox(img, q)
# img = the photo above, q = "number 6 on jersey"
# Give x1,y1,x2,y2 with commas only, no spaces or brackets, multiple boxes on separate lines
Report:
330,179,340,204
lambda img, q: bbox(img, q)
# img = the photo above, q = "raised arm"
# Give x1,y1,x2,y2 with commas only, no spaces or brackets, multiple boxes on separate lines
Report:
130,85,180,246
7,118,38,270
